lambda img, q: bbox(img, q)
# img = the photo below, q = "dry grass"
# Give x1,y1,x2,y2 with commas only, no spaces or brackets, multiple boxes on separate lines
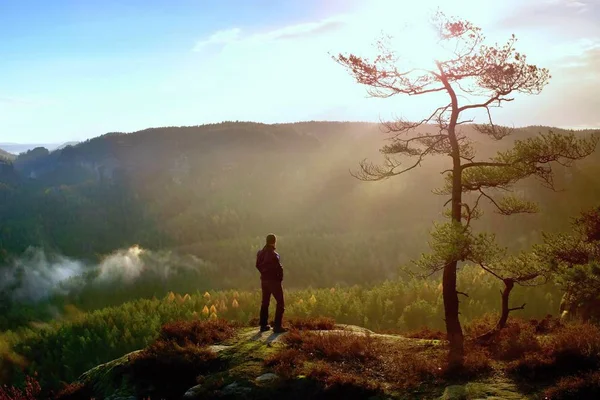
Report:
304,361,381,398
264,348,307,378
405,327,446,340
126,319,236,399
129,341,220,398
158,319,237,346
544,371,600,400
285,316,337,331
248,316,337,331
266,329,491,393
507,321,600,381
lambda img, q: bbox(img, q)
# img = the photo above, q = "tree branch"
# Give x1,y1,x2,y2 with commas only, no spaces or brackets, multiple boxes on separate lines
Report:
478,189,505,214
460,161,511,171
478,262,504,281
508,303,526,312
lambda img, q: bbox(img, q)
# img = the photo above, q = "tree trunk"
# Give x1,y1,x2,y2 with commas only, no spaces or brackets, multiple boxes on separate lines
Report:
497,279,514,330
443,259,464,367
440,68,465,367
477,279,515,343
444,141,465,366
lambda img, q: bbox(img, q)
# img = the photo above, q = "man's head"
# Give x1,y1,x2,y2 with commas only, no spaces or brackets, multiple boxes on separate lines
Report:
266,234,277,247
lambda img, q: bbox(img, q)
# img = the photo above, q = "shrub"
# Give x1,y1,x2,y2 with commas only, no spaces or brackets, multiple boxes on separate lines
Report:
0,376,41,400
463,313,499,338
130,341,220,399
54,382,91,400
507,322,600,380
304,361,381,399
544,322,600,373
544,371,600,400
283,331,379,363
127,320,236,399
286,317,336,331
405,327,446,340
264,348,307,378
493,320,540,361
279,329,489,391
532,315,562,334
158,319,237,346
460,345,493,378
465,317,540,361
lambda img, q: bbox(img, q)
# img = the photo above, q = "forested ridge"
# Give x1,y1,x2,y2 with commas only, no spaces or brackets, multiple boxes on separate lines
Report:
1,121,600,395
1,122,599,290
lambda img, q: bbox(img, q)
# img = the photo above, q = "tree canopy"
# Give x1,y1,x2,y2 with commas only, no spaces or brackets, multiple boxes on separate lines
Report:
335,11,598,365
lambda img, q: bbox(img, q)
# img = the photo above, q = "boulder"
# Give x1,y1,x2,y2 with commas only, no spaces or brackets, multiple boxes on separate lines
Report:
255,373,279,384
182,384,204,399
222,382,252,396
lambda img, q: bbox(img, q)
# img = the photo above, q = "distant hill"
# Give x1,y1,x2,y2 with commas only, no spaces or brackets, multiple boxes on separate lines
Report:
0,147,15,161
1,121,599,291
0,141,78,155
54,141,80,150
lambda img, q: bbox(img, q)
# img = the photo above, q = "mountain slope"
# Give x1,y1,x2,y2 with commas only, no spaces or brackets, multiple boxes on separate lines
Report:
1,122,599,291
0,148,15,161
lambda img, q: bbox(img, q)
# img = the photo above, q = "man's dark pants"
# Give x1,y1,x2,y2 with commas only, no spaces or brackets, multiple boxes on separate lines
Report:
260,280,285,328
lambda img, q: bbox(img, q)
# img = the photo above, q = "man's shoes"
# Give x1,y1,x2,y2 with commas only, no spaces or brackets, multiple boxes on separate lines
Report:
259,325,271,332
273,326,288,334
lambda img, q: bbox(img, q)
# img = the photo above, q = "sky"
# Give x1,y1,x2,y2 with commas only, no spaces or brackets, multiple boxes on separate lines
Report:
1,0,599,143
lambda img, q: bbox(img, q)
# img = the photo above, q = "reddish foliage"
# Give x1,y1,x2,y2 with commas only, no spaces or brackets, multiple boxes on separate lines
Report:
507,322,600,380
275,329,490,391
405,328,447,340
286,317,336,331
129,341,220,399
0,376,41,400
264,348,307,378
53,382,91,400
305,361,381,399
283,331,379,363
158,319,236,347
124,319,236,399
544,371,600,400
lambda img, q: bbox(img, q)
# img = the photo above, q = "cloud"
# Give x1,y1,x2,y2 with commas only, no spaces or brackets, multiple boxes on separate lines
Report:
0,96,36,106
192,17,347,52
0,96,56,109
560,0,589,10
0,248,85,302
0,246,213,303
193,28,242,50
267,19,346,41
497,0,600,38
517,42,600,129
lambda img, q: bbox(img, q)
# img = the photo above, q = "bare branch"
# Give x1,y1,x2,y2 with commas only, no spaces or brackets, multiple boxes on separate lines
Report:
508,303,526,312
478,262,504,281
382,104,451,135
474,106,514,140
478,189,505,214
461,161,510,171
352,135,447,181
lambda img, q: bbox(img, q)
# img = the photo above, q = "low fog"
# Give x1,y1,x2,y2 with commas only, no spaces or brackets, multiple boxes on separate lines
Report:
0,246,212,304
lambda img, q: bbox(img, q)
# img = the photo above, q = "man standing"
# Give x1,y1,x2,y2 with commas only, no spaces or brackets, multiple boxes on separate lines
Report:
256,233,287,333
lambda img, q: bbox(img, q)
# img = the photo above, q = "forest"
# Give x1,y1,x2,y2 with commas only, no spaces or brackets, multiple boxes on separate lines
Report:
0,122,599,328
0,120,599,396
2,1,600,397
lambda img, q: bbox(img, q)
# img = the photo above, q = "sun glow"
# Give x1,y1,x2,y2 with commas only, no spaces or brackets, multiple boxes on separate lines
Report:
333,1,466,71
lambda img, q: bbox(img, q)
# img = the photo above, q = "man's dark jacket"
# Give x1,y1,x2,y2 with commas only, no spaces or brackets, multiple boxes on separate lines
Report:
256,245,284,281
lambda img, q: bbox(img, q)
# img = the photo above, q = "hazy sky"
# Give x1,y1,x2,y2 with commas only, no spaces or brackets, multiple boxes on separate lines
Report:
1,0,599,143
